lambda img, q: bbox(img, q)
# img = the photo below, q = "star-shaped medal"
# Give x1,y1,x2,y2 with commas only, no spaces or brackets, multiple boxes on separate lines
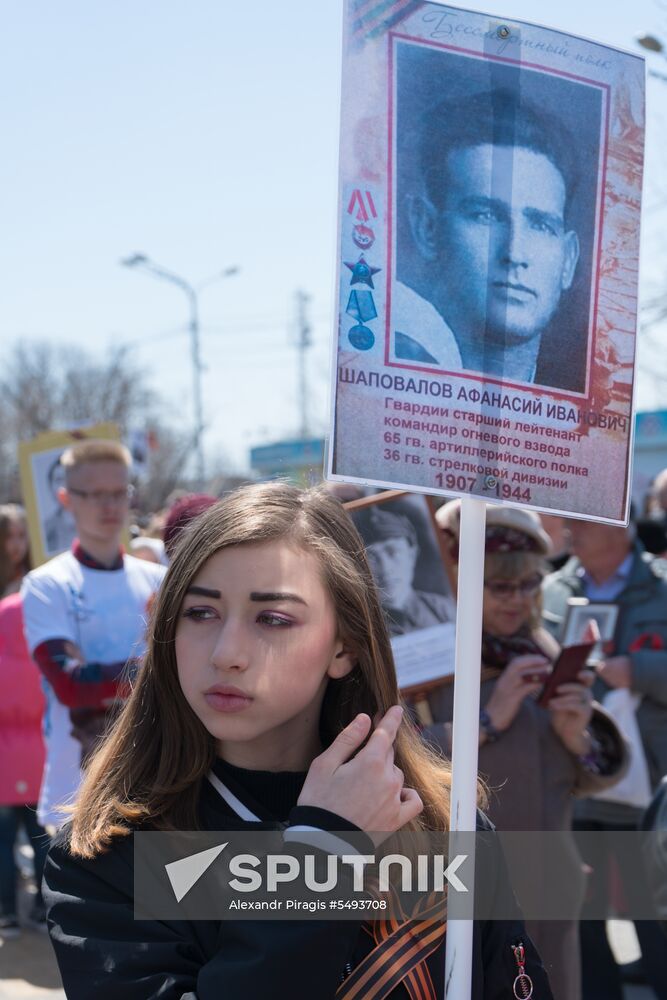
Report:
345,255,381,289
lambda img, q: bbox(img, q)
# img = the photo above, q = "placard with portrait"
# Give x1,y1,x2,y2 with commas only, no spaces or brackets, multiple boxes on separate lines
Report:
329,1,644,524
18,423,123,567
347,491,456,692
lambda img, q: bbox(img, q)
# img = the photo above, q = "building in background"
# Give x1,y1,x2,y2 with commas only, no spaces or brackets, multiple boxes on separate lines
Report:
249,438,325,485
633,411,667,511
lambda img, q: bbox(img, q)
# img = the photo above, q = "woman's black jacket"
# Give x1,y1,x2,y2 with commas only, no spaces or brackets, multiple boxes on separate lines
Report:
43,763,554,999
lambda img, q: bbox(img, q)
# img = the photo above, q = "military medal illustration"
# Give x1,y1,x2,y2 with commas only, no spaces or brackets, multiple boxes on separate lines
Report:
345,255,381,288
344,187,381,351
346,290,377,350
352,223,375,250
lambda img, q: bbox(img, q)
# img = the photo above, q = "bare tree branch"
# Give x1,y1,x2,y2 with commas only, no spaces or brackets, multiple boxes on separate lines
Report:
0,340,212,510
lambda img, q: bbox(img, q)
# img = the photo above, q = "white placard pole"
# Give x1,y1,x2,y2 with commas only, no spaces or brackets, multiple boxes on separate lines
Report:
444,495,487,999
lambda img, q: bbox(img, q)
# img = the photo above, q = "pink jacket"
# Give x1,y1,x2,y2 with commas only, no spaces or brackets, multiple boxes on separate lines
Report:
0,592,45,805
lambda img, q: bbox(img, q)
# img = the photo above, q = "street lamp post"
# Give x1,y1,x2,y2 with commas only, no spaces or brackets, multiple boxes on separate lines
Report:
637,33,664,53
121,254,239,487
635,33,667,81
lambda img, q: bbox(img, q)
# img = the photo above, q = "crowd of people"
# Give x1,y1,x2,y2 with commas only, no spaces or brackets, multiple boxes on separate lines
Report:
1,441,667,999
0,449,214,941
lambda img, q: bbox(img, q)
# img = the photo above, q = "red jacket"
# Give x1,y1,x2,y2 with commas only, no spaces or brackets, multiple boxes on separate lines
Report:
0,592,45,805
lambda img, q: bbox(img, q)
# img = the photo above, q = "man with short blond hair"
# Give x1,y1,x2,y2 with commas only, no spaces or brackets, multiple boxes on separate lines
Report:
21,439,165,829
59,438,131,472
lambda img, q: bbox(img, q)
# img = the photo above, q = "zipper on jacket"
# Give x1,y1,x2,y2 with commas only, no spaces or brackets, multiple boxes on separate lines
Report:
340,961,353,983
511,941,534,999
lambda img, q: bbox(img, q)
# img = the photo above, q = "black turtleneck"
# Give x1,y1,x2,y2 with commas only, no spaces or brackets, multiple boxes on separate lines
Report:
214,759,307,823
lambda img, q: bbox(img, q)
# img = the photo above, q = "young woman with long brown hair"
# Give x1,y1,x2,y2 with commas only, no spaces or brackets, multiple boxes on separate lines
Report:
43,482,552,999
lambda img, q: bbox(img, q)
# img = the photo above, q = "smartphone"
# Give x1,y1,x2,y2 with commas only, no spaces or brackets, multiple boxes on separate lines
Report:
536,640,595,709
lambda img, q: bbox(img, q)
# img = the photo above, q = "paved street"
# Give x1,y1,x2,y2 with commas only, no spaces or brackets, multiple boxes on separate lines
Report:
0,912,658,999
0,851,659,1000
0,930,65,1000
0,873,63,1000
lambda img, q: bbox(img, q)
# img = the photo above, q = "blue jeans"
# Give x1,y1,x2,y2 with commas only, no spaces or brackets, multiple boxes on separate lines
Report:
0,805,50,916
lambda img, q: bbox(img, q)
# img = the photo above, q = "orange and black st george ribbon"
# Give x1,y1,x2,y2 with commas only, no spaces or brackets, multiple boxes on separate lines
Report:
337,890,446,1000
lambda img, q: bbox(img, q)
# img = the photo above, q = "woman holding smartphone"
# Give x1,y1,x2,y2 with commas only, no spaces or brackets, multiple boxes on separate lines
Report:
43,483,553,1000
428,501,627,1000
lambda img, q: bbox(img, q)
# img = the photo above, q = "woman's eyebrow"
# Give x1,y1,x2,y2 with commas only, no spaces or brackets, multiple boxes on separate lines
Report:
186,585,221,598
250,591,307,605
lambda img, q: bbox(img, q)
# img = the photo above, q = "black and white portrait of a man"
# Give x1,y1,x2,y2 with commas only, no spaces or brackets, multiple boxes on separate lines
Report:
352,495,454,637
392,43,604,393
